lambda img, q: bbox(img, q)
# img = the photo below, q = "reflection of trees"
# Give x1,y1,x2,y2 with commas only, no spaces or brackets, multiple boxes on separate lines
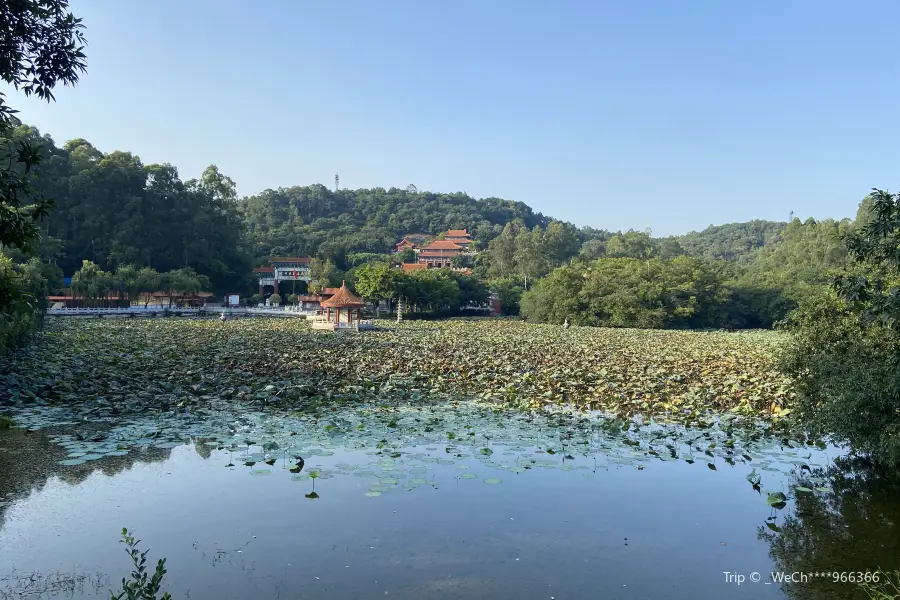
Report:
760,457,900,600
193,437,215,459
0,429,171,527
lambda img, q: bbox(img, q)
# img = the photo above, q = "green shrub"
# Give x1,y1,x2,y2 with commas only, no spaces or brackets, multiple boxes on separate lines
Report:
780,294,900,468
110,528,171,600
0,255,47,354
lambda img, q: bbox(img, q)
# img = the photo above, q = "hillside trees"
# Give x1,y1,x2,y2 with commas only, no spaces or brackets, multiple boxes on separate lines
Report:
674,220,786,263
242,185,549,262
0,0,87,351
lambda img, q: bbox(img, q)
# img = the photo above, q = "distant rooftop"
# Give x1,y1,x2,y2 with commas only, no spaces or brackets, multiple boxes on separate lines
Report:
420,239,463,250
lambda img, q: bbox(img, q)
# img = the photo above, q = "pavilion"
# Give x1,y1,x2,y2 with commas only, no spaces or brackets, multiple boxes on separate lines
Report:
312,281,372,331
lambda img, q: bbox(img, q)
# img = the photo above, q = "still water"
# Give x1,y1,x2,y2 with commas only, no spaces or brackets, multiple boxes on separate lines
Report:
0,403,897,600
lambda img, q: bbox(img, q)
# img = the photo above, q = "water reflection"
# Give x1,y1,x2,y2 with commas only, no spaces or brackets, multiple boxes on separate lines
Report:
760,456,900,600
0,411,897,600
0,428,171,528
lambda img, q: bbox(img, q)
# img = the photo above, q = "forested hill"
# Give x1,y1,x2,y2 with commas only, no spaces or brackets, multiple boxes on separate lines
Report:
244,185,549,259
672,220,787,264
5,121,866,305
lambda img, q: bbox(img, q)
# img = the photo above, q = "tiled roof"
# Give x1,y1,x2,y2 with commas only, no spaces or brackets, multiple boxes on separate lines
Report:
402,263,428,271
447,229,469,237
268,256,312,263
320,281,365,308
420,239,463,250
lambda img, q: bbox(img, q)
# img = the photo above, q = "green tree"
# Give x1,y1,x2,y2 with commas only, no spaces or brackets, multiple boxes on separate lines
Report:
579,239,605,261
0,254,47,350
604,230,658,259
781,189,900,468
448,270,489,308
490,277,524,316
0,0,86,253
114,265,140,306
70,260,112,307
486,221,522,278
514,226,548,282
135,266,160,307
542,220,580,267
396,269,460,314
0,1,86,352
159,267,210,307
354,262,398,314
396,247,417,264
308,258,342,293
521,257,728,328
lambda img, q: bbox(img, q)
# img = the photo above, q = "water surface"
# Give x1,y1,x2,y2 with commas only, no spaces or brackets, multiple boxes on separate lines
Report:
0,403,896,600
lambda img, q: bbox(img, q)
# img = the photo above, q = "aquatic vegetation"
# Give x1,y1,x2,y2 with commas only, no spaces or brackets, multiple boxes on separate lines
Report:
0,318,825,508
0,417,12,430
1,318,793,424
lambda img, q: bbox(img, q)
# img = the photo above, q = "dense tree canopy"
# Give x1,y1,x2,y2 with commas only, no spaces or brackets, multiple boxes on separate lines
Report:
673,220,786,264
520,257,730,329
243,185,550,263
781,190,900,468
0,0,86,352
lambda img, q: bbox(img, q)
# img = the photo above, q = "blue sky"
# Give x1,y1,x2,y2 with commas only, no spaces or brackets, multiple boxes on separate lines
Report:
7,0,900,235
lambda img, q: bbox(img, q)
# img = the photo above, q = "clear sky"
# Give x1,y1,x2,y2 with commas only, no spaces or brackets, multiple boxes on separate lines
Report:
7,0,900,235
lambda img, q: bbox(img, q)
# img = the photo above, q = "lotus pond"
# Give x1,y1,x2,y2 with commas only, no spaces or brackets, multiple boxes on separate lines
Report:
0,319,897,600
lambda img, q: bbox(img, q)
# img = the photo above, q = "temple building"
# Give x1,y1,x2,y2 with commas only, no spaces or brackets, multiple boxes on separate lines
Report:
445,229,474,247
392,228,476,268
253,257,312,296
416,239,466,267
395,237,417,252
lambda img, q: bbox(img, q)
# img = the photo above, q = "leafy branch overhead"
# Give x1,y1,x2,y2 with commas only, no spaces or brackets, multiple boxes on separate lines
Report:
0,0,87,247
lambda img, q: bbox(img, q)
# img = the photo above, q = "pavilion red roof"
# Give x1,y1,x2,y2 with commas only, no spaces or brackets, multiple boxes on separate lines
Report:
320,281,365,308
447,229,470,237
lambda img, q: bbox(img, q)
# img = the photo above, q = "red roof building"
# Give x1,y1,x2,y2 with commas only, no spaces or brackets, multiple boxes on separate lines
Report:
401,263,428,272
417,239,465,267
445,229,474,247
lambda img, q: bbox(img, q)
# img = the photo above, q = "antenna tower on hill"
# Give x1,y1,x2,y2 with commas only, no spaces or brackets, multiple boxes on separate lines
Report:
335,173,339,192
